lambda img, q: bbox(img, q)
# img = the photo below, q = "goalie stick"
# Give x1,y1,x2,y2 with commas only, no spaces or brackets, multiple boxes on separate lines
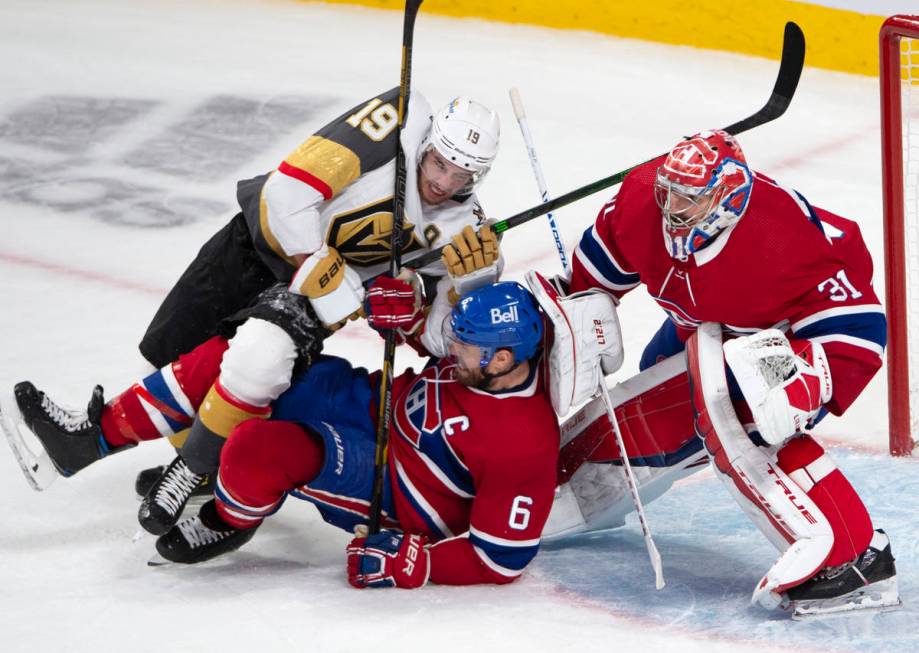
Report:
509,87,568,270
404,21,806,271
597,378,665,589
368,0,423,536
513,99,664,585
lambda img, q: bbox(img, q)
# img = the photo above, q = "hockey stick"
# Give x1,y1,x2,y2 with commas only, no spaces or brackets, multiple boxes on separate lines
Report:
509,87,568,270
596,378,666,590
405,21,805,271
512,93,664,584
368,0,423,536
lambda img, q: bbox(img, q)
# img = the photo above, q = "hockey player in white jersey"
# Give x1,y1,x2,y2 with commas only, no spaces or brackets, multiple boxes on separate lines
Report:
4,89,505,539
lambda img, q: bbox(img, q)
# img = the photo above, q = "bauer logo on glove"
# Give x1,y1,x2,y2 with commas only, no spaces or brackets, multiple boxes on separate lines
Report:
289,245,366,327
346,531,430,589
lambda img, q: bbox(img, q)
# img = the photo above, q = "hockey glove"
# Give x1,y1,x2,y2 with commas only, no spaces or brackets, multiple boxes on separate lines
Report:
347,531,430,589
289,245,365,327
441,224,502,301
364,269,425,338
724,330,833,446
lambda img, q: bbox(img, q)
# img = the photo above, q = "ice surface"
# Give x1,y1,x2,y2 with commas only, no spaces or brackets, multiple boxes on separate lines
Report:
0,1,915,652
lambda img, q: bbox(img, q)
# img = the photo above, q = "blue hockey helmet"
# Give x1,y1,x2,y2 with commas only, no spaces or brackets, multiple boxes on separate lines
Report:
449,281,543,367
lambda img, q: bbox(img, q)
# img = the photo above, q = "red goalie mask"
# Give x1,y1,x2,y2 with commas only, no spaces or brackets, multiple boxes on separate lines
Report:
654,129,753,261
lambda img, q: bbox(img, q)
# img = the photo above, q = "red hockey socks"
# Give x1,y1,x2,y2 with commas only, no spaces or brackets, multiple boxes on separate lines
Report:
101,336,229,447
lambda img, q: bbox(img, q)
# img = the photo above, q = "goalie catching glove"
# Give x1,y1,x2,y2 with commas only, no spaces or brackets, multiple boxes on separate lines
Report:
724,329,832,446
442,224,502,301
347,531,430,589
289,245,365,328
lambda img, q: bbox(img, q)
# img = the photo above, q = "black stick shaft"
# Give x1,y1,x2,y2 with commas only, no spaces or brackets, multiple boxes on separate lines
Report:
368,0,423,536
407,22,805,270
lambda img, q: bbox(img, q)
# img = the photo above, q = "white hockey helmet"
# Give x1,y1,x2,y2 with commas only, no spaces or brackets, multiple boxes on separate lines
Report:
419,97,500,194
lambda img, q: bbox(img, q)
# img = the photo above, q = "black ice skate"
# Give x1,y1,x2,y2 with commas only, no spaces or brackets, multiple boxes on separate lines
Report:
135,463,215,507
138,455,211,535
150,499,257,565
1,381,117,490
784,530,901,619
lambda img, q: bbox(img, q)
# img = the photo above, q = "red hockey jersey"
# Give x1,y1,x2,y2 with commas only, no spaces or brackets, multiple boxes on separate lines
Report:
389,357,560,585
570,156,886,416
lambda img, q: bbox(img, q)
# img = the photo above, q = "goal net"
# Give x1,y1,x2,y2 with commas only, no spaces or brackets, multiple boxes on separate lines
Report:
881,15,919,455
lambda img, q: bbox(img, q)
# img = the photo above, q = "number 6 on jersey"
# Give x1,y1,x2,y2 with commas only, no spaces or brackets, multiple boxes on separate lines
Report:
509,495,533,530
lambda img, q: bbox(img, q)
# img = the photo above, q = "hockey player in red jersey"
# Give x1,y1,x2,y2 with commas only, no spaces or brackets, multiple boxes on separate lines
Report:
565,129,898,616
4,281,560,587
2,89,504,539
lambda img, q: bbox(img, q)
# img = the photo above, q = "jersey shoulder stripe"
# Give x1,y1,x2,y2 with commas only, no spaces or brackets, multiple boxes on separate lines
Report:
574,225,641,291
281,88,401,198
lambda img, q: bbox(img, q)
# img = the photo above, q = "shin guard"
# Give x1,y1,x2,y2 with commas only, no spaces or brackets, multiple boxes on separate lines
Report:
687,322,834,609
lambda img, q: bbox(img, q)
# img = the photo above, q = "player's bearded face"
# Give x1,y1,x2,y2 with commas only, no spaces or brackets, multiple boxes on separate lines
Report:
448,339,485,386
419,150,474,205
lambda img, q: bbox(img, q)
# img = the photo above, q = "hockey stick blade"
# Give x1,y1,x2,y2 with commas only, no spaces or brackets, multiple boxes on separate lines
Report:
405,21,805,271
722,22,804,135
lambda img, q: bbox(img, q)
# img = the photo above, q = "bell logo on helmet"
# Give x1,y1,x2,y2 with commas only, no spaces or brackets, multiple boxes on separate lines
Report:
490,305,519,324
451,282,543,366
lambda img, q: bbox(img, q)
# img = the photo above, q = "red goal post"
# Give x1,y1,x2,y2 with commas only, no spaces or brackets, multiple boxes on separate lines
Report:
881,15,919,456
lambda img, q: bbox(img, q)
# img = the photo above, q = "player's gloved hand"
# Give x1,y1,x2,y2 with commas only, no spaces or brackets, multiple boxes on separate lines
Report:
724,330,832,446
347,531,430,589
289,245,365,327
364,269,425,337
442,224,502,301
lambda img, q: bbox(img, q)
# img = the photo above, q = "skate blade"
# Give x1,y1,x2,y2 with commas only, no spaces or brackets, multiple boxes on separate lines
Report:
147,552,173,567
0,393,59,491
790,577,902,620
132,528,152,543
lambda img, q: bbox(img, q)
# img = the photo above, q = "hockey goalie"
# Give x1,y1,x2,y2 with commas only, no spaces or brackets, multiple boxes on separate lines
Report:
535,128,900,619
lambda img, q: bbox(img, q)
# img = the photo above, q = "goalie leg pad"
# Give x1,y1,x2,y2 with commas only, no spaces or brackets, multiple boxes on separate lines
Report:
544,353,704,539
776,436,874,568
687,322,835,608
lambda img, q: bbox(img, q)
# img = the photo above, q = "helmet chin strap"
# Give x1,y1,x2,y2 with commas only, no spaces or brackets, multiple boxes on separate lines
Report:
476,353,520,390
476,365,520,390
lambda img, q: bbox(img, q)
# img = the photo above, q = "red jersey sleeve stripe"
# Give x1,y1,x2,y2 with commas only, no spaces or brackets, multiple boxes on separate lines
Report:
278,161,334,200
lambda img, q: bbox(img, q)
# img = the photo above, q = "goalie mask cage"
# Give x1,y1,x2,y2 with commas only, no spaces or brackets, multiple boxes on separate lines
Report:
881,15,919,456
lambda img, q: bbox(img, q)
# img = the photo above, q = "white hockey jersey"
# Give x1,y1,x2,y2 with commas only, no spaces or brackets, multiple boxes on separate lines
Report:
236,88,488,284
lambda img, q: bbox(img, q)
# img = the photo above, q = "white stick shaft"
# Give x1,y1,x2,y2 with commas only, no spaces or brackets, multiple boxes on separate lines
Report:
508,87,568,270
597,378,666,590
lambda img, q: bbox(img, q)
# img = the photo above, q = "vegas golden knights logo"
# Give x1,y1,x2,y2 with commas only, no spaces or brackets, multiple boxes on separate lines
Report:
326,198,424,267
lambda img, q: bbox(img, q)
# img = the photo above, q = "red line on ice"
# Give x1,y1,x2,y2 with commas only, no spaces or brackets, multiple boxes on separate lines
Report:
0,251,167,296
0,250,378,343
